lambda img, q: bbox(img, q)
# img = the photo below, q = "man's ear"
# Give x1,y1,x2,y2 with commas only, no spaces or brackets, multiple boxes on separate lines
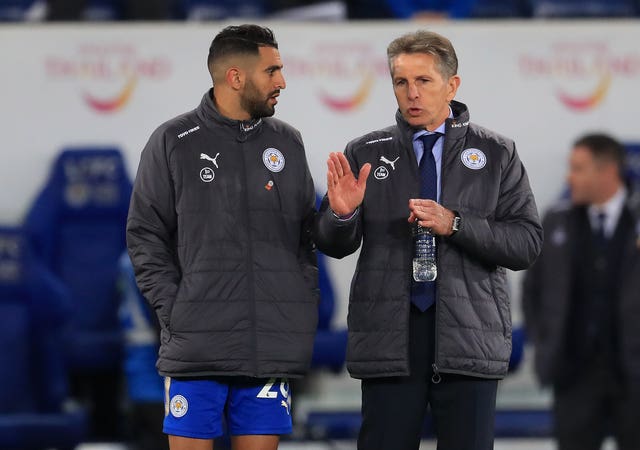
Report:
446,75,461,103
603,160,621,179
226,67,244,90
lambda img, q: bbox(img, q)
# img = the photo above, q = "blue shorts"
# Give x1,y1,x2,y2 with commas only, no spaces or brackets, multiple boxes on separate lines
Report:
163,376,292,439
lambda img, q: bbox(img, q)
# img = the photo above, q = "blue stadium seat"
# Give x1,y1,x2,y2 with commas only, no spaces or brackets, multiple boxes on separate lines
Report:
471,0,531,17
624,142,640,192
0,226,88,449
0,0,37,21
118,252,164,404
24,147,131,439
531,0,637,17
84,0,121,20
508,326,526,372
180,0,266,20
24,147,132,372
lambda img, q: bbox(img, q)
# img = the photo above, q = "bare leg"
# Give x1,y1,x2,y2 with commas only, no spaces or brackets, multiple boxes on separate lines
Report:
169,435,214,450
231,435,279,450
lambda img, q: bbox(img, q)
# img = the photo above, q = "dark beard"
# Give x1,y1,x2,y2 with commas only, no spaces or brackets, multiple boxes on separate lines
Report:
240,79,277,119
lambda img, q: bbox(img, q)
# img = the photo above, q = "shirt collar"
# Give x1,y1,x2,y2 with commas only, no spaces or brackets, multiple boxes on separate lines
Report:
588,186,627,231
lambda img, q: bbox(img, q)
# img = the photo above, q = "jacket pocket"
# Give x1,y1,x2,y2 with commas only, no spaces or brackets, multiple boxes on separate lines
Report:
162,277,185,339
489,267,511,338
160,327,172,344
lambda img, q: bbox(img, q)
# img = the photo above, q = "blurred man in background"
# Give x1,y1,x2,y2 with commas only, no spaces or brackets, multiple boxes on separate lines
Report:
523,133,640,450
127,24,318,450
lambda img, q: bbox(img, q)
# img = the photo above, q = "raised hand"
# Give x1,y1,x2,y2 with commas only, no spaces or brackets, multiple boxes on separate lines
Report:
326,152,371,216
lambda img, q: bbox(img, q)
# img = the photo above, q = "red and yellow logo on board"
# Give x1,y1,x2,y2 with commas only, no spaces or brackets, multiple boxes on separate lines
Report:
318,73,375,112
287,42,388,113
555,72,611,111
519,41,638,112
82,74,138,113
45,43,171,114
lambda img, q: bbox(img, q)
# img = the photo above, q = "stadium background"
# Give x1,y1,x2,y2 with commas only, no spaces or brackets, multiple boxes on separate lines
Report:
1,4,639,449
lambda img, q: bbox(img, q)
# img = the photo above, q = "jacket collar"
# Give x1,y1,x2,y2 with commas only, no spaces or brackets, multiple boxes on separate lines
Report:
614,190,640,225
196,88,263,141
446,100,471,140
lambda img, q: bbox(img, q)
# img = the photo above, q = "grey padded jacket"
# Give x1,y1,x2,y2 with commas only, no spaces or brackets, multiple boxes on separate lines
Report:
127,90,318,379
314,100,542,379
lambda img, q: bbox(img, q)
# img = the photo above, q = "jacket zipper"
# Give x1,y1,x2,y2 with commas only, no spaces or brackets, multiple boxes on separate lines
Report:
432,239,441,385
431,132,449,385
239,137,258,376
432,363,441,384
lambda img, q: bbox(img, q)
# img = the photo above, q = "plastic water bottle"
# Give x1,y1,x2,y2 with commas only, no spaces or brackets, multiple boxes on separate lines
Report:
413,223,437,282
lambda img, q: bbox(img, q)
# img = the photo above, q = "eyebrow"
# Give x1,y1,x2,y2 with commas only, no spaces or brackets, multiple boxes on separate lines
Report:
393,74,430,81
265,64,283,72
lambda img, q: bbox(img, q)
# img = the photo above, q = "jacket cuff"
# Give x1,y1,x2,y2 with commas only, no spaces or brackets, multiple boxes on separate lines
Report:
331,207,359,222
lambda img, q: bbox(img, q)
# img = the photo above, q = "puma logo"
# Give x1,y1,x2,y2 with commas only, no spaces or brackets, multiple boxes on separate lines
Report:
380,155,399,170
200,152,220,169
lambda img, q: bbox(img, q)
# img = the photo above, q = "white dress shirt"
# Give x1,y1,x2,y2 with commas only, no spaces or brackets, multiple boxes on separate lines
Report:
588,187,627,239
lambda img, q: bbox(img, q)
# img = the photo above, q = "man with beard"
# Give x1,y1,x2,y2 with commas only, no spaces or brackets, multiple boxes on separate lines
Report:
127,24,318,450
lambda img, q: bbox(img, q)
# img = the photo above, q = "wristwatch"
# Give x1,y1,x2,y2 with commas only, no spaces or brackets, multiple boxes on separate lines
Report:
451,211,461,234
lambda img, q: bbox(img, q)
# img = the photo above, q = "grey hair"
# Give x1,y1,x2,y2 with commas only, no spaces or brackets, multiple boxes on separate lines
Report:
387,30,458,79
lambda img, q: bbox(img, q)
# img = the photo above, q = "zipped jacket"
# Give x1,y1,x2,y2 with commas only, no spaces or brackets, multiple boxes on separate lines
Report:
127,90,318,378
314,101,542,379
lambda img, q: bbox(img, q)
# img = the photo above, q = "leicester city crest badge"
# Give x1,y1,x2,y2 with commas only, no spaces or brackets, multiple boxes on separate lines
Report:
170,395,188,418
461,148,487,170
263,148,285,173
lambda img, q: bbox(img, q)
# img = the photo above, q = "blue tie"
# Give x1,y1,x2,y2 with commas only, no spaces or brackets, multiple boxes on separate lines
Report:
411,133,442,311
419,133,440,200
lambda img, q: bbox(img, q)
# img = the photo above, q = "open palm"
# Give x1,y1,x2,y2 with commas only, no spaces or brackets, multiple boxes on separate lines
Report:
326,152,371,216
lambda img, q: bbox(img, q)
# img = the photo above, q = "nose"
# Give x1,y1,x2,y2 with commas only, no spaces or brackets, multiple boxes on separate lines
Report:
408,82,419,99
276,73,286,90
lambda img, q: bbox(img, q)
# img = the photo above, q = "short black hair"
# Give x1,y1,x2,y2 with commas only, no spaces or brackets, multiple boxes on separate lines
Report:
207,24,278,73
574,133,626,178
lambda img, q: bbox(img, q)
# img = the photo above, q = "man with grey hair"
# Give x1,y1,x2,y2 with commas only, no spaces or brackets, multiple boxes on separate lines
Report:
314,30,542,450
